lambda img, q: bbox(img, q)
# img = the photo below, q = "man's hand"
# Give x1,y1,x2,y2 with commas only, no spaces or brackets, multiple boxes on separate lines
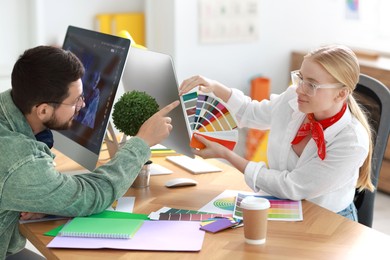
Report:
20,212,46,221
136,100,180,147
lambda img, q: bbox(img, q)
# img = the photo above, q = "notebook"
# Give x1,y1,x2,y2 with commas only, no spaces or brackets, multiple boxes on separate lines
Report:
166,155,222,174
59,217,144,239
48,220,205,251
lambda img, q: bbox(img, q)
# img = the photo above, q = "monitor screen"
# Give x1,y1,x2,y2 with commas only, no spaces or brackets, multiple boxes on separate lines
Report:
121,48,194,158
53,25,131,171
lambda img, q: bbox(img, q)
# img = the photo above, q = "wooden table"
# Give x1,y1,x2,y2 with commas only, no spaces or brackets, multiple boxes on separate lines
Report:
20,153,390,260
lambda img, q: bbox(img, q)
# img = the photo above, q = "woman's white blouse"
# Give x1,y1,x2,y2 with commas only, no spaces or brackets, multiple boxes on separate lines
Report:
226,86,369,212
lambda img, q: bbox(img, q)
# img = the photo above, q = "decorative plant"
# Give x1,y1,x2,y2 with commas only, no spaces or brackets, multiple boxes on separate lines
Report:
112,90,159,136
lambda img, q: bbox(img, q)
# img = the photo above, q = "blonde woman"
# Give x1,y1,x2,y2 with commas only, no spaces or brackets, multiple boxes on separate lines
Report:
179,45,373,221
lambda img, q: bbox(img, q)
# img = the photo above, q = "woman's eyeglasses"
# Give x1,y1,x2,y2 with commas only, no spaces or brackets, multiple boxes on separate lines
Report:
291,70,344,96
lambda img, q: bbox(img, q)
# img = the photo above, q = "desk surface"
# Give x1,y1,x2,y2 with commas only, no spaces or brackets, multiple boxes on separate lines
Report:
20,153,390,260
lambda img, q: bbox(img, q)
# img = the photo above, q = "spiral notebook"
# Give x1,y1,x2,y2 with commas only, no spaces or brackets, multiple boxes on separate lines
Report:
59,217,144,239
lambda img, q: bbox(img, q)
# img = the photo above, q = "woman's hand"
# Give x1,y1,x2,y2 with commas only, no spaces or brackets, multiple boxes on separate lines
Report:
179,75,232,103
192,134,229,159
192,134,249,173
179,75,216,95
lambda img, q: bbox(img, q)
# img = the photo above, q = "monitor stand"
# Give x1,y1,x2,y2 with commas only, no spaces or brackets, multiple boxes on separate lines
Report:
104,121,127,159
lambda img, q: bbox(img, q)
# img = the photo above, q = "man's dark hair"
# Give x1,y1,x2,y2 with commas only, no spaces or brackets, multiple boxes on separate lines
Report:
11,45,85,114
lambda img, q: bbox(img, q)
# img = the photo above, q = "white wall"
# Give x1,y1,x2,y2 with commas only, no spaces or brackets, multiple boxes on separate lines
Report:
1,0,389,95
1,0,388,157
0,0,30,88
147,0,390,95
0,0,143,92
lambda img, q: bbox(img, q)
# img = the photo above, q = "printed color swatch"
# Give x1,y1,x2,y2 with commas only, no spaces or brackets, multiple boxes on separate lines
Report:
181,92,238,150
234,193,303,221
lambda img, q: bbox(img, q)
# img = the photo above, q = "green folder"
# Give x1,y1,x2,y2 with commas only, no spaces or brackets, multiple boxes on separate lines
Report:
44,211,149,237
58,217,144,239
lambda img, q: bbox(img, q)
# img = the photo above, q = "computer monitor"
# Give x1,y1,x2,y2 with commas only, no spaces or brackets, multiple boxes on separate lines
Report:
121,48,194,158
52,26,131,171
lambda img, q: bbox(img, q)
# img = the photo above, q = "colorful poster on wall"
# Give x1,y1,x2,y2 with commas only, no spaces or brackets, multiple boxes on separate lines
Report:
198,0,259,44
345,0,359,20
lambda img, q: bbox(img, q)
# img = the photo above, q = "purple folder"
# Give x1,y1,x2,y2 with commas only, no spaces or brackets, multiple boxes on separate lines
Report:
47,220,205,251
200,218,235,233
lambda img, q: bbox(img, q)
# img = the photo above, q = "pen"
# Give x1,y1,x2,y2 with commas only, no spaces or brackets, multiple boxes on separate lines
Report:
112,200,118,210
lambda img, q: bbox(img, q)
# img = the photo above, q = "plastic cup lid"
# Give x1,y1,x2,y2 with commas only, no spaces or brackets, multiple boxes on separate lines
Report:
240,196,270,210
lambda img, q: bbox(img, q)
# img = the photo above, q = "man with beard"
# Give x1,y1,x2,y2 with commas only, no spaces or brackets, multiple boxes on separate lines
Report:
0,46,179,259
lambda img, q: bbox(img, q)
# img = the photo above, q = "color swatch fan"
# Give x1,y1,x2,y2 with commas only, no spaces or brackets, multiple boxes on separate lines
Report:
182,92,238,150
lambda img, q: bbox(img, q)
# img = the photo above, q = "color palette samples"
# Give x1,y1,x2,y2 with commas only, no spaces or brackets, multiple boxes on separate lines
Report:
158,213,233,221
234,193,303,221
213,197,236,211
181,92,238,150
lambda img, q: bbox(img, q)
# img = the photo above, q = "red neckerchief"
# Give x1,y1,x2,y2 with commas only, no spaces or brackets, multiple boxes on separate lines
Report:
291,103,347,160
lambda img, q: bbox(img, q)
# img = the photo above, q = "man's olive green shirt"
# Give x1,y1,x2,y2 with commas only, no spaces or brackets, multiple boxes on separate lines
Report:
0,90,150,259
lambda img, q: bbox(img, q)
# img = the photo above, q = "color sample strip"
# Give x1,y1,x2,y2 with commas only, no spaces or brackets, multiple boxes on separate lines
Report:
182,92,198,130
158,213,233,221
165,208,210,214
194,94,209,130
182,91,198,102
233,193,303,221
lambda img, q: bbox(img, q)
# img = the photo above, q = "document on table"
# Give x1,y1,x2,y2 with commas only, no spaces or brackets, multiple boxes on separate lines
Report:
166,155,222,174
199,190,303,221
150,163,173,175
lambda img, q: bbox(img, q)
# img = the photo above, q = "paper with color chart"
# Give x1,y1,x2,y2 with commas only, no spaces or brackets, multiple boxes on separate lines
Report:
233,193,303,221
47,220,205,251
198,190,252,215
181,92,238,150
199,190,303,221
148,206,232,221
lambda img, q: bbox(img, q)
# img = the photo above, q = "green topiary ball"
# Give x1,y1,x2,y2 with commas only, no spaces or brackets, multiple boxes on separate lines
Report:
112,90,159,136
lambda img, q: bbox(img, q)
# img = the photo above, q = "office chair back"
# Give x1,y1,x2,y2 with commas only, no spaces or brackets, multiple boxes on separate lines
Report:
353,74,390,227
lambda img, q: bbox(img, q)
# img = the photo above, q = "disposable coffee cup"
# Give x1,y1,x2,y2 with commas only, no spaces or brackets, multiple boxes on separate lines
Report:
131,160,152,188
241,196,270,245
